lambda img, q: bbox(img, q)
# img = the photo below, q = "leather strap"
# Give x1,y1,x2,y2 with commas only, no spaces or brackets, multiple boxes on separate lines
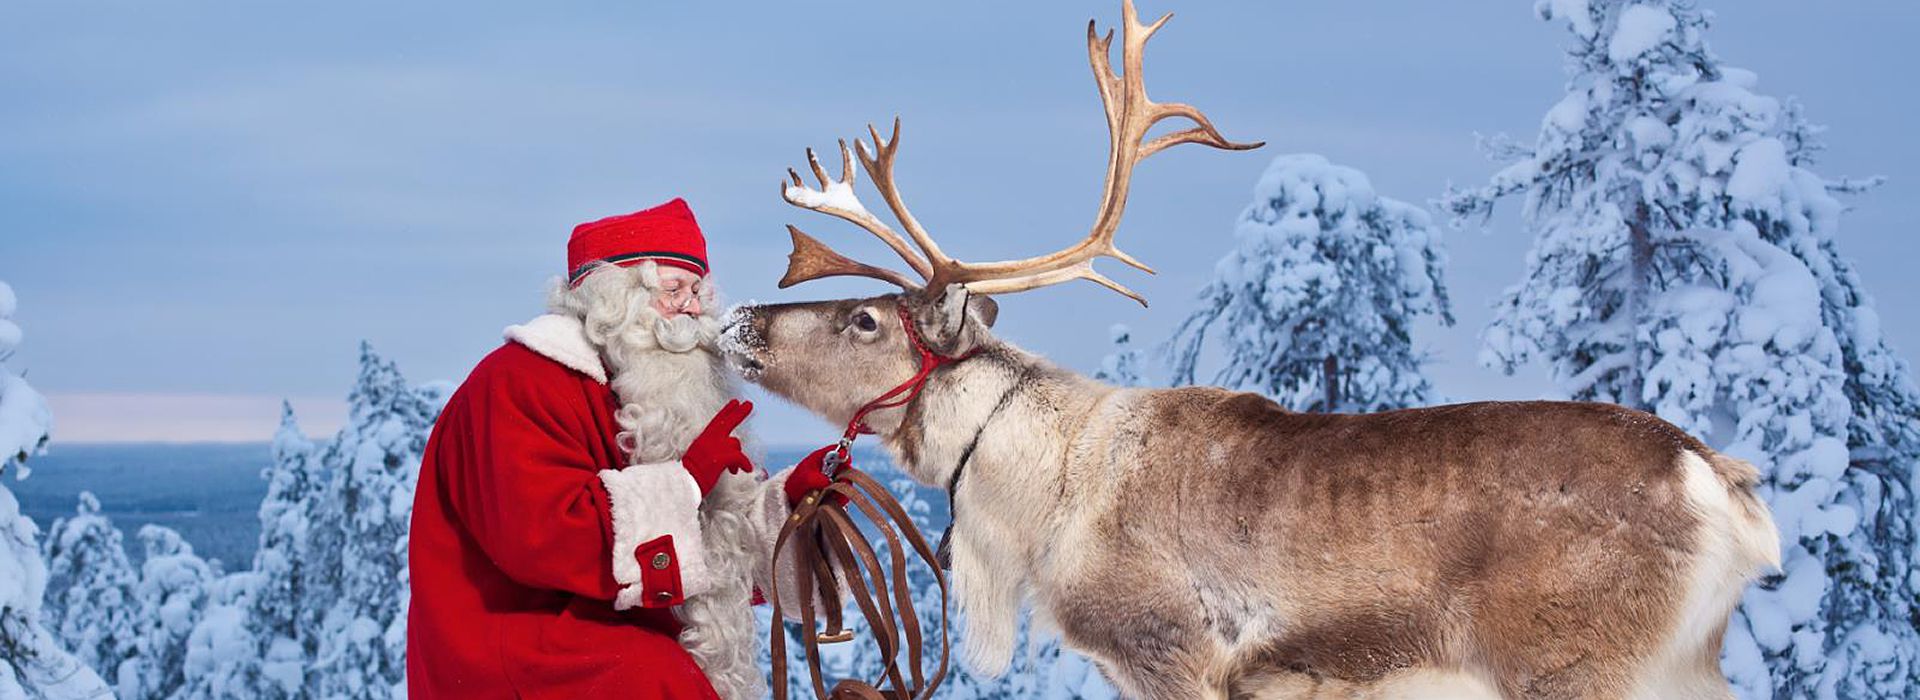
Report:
842,304,975,444
768,470,951,699
769,301,962,698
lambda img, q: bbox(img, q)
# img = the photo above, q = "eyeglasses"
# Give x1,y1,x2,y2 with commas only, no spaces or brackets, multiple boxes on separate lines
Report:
657,283,703,310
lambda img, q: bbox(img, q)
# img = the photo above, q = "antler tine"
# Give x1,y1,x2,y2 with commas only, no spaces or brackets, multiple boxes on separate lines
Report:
965,260,1147,306
773,0,1258,306
1086,1,1262,240
780,139,934,282
852,118,955,279
918,0,1260,303
778,225,924,290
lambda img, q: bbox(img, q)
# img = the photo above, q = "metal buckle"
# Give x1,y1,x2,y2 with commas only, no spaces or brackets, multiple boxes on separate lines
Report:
821,437,852,479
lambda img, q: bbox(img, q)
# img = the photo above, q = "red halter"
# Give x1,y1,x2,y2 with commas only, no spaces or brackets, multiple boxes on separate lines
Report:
824,303,974,475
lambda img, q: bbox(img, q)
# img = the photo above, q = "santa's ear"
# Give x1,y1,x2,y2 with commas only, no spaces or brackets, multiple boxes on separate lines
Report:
912,284,994,356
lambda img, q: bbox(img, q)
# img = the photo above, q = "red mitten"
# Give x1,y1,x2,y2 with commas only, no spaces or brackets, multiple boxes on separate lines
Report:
785,445,850,507
682,400,755,496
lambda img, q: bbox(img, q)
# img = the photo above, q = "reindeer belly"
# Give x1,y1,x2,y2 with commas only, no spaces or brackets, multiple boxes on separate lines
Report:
1033,489,1465,689
1168,445,1702,687
1050,393,1734,694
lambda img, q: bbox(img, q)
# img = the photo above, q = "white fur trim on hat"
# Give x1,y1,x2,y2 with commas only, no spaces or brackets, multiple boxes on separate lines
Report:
600,462,711,610
751,468,849,621
504,314,607,384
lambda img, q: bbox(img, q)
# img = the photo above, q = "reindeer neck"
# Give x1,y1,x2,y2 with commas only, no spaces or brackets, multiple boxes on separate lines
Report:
871,342,1113,664
882,342,1111,533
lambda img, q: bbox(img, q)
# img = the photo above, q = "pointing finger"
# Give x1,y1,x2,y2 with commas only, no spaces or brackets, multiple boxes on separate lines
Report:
702,400,750,438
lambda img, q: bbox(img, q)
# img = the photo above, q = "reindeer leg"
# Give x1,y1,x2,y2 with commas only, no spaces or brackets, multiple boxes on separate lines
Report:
1231,666,1506,700
1053,599,1223,700
1103,659,1224,700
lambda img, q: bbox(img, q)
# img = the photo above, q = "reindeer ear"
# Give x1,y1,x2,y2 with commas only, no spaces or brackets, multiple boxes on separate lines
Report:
973,295,998,328
914,284,992,356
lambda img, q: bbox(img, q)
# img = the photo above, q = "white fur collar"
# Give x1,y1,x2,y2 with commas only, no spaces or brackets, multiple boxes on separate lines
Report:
504,314,607,384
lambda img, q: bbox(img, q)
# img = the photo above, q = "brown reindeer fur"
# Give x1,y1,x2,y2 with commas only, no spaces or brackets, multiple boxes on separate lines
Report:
723,292,1780,700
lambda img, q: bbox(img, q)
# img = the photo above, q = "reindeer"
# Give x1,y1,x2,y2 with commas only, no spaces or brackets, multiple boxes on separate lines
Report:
721,3,1782,698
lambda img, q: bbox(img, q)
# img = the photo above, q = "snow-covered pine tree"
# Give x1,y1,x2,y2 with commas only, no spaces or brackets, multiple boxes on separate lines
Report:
1168,153,1452,412
124,525,214,700
0,280,113,699
306,342,445,700
1093,325,1147,388
178,570,264,700
1816,247,1920,693
245,403,319,698
41,492,142,688
1441,1,1919,695
167,407,328,700
45,407,325,700
296,432,346,691
0,282,51,473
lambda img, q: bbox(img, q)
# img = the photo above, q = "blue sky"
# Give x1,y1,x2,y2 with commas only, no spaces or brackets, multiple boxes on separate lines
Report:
4,1,1916,446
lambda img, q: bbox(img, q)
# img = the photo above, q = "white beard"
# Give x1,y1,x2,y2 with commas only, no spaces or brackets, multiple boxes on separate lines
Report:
556,265,767,700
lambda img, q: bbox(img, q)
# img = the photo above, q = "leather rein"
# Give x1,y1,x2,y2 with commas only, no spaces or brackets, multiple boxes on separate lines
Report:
767,303,968,700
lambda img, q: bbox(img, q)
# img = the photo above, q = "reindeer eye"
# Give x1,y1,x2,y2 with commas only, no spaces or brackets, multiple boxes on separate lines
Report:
852,310,879,333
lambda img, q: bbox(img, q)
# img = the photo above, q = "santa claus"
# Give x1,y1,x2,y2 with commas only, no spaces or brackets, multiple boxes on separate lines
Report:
408,198,842,699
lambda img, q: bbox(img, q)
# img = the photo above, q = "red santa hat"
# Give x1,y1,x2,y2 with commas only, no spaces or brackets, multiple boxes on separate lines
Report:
567,198,710,286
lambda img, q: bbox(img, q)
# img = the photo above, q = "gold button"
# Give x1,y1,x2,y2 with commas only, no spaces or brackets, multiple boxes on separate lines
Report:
651,552,672,570
655,591,673,602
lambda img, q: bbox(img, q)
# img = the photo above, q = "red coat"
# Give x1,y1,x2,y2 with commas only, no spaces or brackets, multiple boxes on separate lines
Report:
408,316,728,699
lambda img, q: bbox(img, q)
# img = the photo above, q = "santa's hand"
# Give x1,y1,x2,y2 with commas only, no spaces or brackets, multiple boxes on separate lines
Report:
784,445,850,507
683,400,755,496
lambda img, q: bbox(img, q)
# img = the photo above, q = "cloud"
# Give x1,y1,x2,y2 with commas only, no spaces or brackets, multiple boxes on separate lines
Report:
43,392,346,443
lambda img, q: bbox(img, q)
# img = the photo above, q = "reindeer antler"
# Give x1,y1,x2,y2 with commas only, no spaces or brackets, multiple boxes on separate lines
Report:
777,0,1261,306
779,139,931,289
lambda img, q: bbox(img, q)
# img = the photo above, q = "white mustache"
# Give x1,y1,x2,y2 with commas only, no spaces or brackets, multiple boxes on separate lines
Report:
653,313,713,354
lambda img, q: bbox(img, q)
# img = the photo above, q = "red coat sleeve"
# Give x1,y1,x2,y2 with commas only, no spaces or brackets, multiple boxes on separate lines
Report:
439,348,705,608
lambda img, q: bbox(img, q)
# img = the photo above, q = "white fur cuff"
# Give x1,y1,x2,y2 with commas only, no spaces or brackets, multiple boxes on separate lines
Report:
599,462,710,609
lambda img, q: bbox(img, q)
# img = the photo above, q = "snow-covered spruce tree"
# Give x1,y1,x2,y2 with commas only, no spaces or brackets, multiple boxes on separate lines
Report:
41,492,142,689
1441,0,1919,695
306,343,445,700
296,437,346,691
0,282,51,474
1816,245,1920,692
178,570,265,700
124,525,214,700
1168,153,1452,412
244,403,319,697
1093,324,1147,388
0,280,112,699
